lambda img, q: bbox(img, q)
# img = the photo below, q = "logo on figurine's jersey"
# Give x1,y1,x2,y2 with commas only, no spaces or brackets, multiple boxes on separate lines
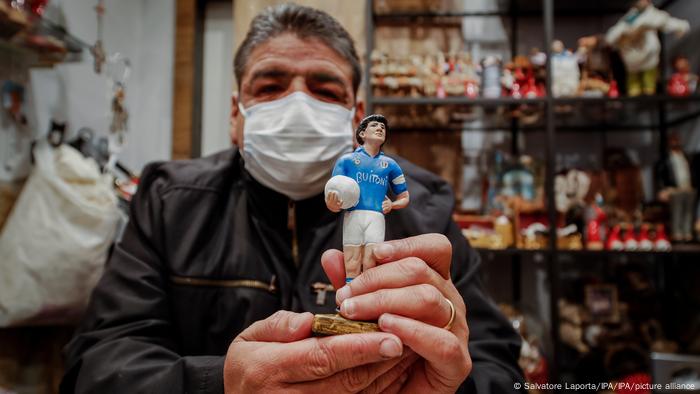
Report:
380,160,388,169
353,156,361,165
356,172,387,187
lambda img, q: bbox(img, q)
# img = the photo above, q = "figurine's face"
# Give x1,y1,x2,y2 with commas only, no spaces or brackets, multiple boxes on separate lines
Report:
230,33,365,146
360,121,386,146
635,0,651,9
675,57,690,72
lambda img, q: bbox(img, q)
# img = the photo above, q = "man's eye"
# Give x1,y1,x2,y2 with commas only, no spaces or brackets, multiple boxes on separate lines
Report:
316,89,340,100
257,85,281,94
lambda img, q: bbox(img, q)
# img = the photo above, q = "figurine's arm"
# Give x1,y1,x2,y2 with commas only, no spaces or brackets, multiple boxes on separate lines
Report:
383,162,409,214
326,156,347,212
660,13,689,36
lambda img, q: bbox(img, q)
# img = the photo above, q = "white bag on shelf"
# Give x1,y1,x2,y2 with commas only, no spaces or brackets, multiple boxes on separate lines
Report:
0,141,119,326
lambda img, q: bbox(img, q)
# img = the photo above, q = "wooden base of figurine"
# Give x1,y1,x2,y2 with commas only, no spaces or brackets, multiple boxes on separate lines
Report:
312,314,379,336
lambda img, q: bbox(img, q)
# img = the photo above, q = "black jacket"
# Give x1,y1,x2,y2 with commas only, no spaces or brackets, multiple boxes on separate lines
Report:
61,148,523,393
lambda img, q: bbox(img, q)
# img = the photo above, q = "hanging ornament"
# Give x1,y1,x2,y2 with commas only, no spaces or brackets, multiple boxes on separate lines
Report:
104,52,131,173
91,0,105,74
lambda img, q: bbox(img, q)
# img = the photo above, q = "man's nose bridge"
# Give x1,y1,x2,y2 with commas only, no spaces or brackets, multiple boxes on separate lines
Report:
290,76,310,95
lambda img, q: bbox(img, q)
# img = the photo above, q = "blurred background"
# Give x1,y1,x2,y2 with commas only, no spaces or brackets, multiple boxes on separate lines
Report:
1,0,699,392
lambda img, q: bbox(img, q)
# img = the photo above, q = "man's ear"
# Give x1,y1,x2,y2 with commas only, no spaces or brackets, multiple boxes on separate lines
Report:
352,100,365,130
230,93,243,147
352,100,365,147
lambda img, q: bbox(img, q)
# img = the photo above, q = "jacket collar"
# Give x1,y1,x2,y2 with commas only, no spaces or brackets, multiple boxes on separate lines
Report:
236,150,337,230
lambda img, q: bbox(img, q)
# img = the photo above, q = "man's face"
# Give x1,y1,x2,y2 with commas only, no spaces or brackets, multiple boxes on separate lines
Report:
230,33,365,146
360,121,386,146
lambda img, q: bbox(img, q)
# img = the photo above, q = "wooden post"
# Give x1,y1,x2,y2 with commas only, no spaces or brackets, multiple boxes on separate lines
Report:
172,0,196,159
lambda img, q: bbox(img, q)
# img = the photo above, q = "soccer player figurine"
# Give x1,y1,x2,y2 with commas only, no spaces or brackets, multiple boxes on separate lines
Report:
313,114,409,335
326,114,409,283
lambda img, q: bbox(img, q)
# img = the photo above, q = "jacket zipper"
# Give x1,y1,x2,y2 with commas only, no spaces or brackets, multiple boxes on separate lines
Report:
288,200,299,267
170,275,277,294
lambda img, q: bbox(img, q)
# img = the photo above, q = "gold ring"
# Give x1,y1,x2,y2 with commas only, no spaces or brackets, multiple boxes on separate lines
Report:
443,298,456,330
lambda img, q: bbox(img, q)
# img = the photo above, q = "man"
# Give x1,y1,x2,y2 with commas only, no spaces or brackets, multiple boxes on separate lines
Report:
61,4,523,393
327,114,410,283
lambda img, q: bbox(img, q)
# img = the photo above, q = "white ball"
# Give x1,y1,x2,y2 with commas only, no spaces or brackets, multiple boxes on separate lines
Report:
325,175,360,210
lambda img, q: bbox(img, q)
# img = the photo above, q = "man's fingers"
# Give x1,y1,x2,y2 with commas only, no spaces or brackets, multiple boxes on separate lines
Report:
340,285,453,328
288,349,415,394
360,349,418,394
372,233,453,279
321,249,347,291
378,313,472,386
336,257,453,305
235,310,313,343
279,332,404,382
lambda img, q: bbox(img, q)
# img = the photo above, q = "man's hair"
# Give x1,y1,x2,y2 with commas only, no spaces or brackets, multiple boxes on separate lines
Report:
234,3,361,97
356,114,388,145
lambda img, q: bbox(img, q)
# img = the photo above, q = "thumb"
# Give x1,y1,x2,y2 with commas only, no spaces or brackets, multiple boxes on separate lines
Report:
321,249,347,291
235,311,313,343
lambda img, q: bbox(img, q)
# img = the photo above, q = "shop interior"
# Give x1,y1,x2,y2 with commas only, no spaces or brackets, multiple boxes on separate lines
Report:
1,0,700,392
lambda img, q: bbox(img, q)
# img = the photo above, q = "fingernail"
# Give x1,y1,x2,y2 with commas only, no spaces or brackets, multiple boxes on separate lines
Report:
379,313,395,329
379,338,402,358
374,243,394,260
336,285,352,303
289,313,307,332
341,299,355,317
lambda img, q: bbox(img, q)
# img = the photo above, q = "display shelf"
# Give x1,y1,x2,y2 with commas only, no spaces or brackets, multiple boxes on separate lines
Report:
476,245,700,259
0,12,85,67
371,96,546,106
371,95,700,107
368,0,700,385
372,0,675,20
374,95,700,132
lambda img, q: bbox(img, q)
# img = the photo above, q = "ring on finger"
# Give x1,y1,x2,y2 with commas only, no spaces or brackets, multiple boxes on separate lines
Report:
443,298,456,330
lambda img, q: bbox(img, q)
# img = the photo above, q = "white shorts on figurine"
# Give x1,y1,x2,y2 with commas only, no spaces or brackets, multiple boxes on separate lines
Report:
343,210,385,245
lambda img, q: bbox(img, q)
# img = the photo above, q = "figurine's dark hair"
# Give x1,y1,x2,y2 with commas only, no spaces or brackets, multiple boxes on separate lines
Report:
356,114,388,145
234,4,361,97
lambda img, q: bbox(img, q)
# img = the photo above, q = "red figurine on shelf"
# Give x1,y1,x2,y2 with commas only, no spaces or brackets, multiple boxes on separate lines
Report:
655,224,672,251
607,225,624,250
638,224,653,251
623,225,638,251
586,197,607,250
667,55,698,97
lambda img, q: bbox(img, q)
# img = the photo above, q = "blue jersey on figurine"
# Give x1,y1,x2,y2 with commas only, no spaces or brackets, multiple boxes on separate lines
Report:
331,147,407,213
325,114,410,283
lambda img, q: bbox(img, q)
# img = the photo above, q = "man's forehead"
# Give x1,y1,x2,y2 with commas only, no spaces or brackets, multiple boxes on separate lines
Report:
241,34,353,86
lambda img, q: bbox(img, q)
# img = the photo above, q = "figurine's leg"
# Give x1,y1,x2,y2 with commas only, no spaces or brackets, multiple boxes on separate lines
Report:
362,243,377,272
683,190,696,241
343,244,362,282
642,68,658,95
628,72,642,97
669,191,682,241
342,210,364,283
361,211,386,273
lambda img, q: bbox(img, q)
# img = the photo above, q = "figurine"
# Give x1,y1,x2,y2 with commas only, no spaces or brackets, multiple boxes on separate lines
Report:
109,82,128,137
551,40,580,98
654,132,696,242
325,114,410,284
667,55,698,97
481,56,502,98
586,194,607,250
576,35,613,96
605,0,689,96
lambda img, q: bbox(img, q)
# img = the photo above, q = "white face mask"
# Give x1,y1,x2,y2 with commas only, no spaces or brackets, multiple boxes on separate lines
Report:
238,91,354,200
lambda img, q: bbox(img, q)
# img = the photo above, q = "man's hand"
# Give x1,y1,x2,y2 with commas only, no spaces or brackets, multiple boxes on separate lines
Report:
326,191,343,213
224,310,418,393
322,234,472,393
